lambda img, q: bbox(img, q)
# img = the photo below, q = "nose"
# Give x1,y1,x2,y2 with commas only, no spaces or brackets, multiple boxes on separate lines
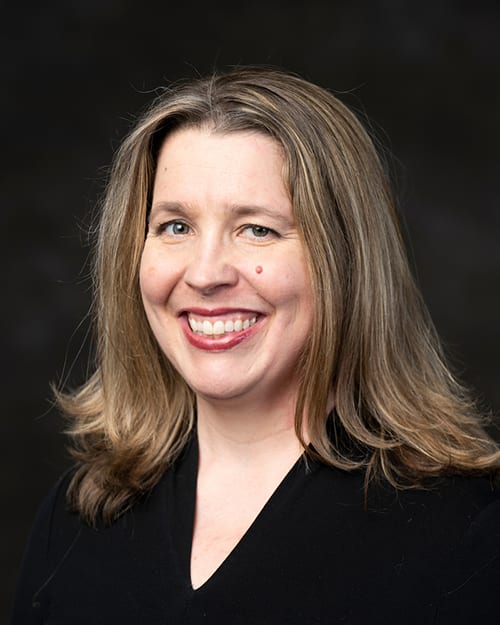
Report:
183,236,239,295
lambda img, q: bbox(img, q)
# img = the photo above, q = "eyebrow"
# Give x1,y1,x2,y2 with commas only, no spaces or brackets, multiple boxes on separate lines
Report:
149,201,294,228
229,204,293,228
149,202,188,219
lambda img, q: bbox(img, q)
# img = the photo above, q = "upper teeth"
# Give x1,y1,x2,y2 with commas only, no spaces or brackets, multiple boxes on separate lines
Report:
188,316,257,336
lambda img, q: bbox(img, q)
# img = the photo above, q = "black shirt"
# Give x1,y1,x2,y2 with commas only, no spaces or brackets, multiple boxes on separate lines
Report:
11,436,500,624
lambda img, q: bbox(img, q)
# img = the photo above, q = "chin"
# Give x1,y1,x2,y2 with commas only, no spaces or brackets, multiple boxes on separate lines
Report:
192,383,250,402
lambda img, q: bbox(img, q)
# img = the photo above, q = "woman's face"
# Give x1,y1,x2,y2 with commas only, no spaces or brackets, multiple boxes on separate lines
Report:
140,127,313,406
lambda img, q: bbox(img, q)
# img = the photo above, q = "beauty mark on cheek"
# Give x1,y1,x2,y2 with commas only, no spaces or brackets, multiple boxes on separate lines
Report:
255,265,263,274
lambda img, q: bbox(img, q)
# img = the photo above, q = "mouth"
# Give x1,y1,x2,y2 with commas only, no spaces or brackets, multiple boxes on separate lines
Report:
187,313,258,338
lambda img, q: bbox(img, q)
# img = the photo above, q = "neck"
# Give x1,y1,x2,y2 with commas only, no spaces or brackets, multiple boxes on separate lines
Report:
195,392,305,468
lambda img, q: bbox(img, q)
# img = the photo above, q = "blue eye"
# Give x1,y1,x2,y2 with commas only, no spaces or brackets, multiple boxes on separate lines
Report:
249,225,271,237
243,224,277,239
161,221,191,235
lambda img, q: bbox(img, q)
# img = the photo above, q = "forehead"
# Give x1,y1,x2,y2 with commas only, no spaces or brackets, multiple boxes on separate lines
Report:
152,127,290,210
155,126,284,170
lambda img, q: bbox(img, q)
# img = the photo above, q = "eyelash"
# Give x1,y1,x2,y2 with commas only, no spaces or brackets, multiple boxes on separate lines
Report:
154,221,279,240
156,220,191,236
240,224,278,240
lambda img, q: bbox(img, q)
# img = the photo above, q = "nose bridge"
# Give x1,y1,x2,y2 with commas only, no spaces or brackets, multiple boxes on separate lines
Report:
184,225,237,292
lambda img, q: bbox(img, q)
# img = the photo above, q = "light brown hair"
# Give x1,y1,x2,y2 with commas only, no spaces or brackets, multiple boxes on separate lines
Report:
58,67,500,524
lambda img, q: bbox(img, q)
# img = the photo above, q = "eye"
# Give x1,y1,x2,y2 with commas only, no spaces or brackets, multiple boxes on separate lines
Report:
158,220,191,236
241,224,278,240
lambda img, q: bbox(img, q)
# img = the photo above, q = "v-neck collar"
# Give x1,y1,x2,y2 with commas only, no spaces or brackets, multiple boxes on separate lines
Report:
166,433,314,594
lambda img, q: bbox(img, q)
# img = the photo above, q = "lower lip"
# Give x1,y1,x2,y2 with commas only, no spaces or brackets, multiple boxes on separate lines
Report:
180,315,261,351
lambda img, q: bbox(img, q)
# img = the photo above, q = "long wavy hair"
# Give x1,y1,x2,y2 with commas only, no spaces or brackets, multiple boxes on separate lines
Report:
58,67,500,524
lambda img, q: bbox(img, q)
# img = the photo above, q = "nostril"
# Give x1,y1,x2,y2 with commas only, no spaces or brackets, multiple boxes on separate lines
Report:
184,269,239,295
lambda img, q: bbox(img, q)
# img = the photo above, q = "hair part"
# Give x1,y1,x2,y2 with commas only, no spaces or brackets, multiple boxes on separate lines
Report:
56,67,500,525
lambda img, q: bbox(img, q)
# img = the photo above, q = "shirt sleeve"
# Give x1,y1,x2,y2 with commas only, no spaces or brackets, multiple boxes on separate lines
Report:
433,496,500,625
10,470,78,625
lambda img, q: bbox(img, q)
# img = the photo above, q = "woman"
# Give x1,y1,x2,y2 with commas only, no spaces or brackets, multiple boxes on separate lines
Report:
12,68,500,624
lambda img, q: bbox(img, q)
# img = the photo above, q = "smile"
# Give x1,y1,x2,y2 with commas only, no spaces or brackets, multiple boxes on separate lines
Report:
187,314,258,338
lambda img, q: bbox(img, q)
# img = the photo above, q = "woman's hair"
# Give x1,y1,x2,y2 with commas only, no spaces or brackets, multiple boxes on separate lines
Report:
58,67,500,524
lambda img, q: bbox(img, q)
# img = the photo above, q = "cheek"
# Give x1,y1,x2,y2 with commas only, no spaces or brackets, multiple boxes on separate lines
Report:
139,248,176,306
256,259,311,309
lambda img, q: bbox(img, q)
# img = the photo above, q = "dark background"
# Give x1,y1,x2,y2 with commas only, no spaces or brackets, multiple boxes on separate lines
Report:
3,0,500,620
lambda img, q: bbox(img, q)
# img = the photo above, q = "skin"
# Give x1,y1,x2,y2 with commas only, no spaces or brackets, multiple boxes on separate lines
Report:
141,127,313,428
140,126,314,588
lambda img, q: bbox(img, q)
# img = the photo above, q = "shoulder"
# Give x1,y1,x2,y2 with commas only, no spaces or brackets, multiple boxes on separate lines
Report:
310,466,500,623
311,459,500,516
379,473,500,524
10,468,82,624
430,477,500,624
360,471,500,553
10,463,175,624
295,461,500,556
346,469,500,623
25,467,81,559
